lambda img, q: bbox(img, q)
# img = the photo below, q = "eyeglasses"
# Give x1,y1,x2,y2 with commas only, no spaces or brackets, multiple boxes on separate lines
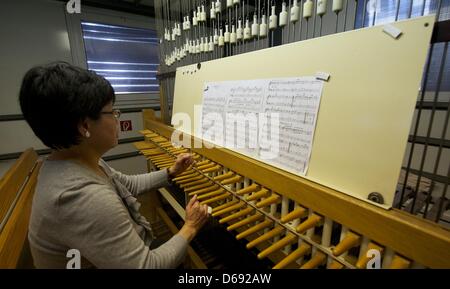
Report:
101,109,121,119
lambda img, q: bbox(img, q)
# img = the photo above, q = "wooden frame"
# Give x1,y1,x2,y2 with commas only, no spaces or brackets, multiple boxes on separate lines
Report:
144,118,450,268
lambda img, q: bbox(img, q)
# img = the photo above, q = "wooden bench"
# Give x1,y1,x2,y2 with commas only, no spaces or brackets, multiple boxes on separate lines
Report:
0,148,41,268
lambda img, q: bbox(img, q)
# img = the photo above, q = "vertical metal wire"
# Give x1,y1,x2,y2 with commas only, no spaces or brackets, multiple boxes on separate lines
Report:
312,0,317,37
371,0,377,26
435,156,450,222
421,0,427,16
351,0,358,30
401,0,444,213
408,0,414,18
342,0,349,31
420,42,448,218
288,0,292,43
361,0,367,27
395,0,400,21
267,0,270,47
410,44,447,214
335,4,340,33
297,0,303,40
398,46,435,209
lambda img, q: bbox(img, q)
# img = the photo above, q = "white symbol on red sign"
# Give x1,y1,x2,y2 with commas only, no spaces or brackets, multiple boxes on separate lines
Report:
120,120,132,131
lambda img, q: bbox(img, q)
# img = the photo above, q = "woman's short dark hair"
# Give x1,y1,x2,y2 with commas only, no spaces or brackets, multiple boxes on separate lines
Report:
19,61,115,149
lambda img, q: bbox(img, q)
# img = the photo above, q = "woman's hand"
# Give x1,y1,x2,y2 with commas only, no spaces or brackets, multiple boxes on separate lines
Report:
178,195,209,242
168,153,194,177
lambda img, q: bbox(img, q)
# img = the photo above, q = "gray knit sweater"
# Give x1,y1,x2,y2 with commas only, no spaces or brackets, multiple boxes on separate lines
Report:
28,158,187,269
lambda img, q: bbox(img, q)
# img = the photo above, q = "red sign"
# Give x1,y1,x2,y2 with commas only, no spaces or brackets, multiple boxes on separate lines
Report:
120,120,132,131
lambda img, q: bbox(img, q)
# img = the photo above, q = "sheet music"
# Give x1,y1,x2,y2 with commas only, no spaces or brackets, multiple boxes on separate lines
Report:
262,78,323,174
201,83,228,145
225,80,266,157
201,77,323,175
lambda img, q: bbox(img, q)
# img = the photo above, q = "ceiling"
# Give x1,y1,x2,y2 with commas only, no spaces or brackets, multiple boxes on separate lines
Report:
57,0,155,17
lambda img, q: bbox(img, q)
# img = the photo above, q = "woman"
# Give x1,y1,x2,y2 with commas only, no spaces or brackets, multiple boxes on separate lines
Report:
19,62,209,268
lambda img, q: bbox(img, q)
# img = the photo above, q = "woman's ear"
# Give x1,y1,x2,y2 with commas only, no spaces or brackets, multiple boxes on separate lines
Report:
78,118,91,138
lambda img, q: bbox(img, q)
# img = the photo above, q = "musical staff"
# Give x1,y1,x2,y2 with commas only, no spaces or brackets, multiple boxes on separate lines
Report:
201,77,324,175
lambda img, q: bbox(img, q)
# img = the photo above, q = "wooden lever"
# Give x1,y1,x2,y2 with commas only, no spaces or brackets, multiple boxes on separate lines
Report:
219,207,254,224
170,150,188,156
173,173,199,182
280,207,307,223
212,202,246,217
185,181,214,193
356,242,384,269
227,214,264,231
200,193,230,205
153,159,174,164
195,160,211,167
389,255,411,269
213,172,235,181
327,260,344,269
145,154,164,159
158,163,174,168
236,183,259,195
150,158,172,163
258,233,297,259
154,161,174,167
201,165,222,173
246,227,285,249
143,150,165,157
188,184,220,196
211,199,239,213
296,214,322,234
236,220,272,240
171,149,189,155
167,147,184,151
300,251,327,269
165,149,178,153
175,169,195,176
151,158,175,166
197,189,226,200
176,175,203,185
273,243,311,269
221,175,243,185
150,136,167,143
245,189,269,202
150,155,172,161
197,163,216,170
256,194,281,208
180,178,209,188
332,231,361,256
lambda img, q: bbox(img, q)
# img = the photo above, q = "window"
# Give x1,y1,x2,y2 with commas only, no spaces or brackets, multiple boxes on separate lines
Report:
81,21,160,94
354,0,448,28
354,0,450,91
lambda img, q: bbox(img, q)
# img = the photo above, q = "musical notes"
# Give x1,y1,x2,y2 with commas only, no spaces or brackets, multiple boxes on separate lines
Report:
201,77,324,175
262,77,323,174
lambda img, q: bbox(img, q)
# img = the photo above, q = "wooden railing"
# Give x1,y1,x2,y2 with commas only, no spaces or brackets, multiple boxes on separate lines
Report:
0,148,40,268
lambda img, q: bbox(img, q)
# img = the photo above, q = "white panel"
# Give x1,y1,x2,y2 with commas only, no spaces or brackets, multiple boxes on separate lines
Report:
172,16,435,208
0,0,73,115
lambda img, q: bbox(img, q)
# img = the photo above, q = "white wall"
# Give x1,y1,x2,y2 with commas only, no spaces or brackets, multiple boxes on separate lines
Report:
0,0,73,115
0,0,159,176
